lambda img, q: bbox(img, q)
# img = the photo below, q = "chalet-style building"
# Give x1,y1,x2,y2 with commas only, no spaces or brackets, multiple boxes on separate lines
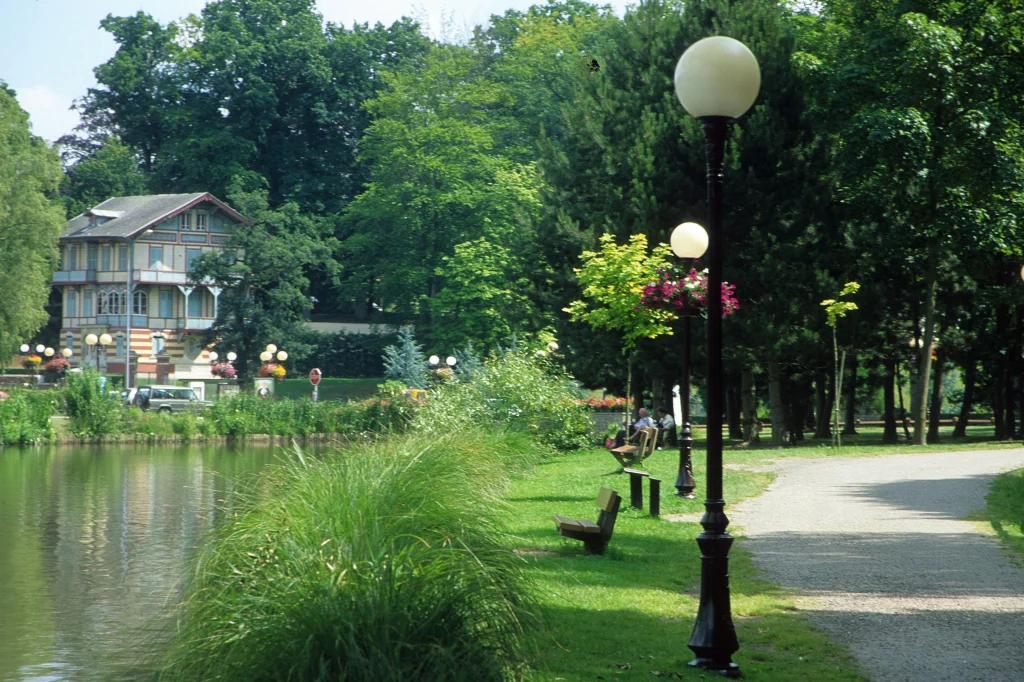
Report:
55,193,247,383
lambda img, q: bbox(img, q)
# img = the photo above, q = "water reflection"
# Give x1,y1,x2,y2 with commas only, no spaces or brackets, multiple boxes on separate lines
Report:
0,443,283,681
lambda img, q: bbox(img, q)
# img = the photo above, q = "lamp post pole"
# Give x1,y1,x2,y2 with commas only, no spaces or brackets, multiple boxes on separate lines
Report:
674,311,697,497
669,222,707,498
674,36,760,678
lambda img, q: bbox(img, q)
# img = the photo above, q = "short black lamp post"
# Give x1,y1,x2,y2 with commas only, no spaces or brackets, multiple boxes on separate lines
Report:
670,221,708,499
674,36,761,677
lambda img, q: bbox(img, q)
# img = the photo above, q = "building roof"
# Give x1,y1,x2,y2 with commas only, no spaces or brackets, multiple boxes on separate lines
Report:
61,193,248,241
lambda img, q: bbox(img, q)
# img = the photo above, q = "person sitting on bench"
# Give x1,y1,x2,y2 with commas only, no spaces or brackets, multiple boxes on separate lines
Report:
615,407,655,447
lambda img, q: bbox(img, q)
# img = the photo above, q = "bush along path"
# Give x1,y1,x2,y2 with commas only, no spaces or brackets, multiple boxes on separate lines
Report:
731,449,1024,682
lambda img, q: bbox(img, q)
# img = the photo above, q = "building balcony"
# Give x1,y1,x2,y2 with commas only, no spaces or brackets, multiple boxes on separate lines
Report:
134,269,188,284
53,270,95,283
96,314,148,328
185,317,215,330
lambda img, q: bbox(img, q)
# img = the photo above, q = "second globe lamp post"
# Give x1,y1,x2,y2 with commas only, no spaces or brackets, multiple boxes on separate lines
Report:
674,35,760,677
670,221,709,499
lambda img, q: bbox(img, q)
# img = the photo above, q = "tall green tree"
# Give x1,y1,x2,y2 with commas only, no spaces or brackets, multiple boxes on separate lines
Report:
190,183,337,382
804,0,1024,444
0,85,65,365
59,138,148,217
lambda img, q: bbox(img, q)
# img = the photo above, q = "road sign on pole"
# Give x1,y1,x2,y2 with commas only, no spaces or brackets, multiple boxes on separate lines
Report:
310,368,321,401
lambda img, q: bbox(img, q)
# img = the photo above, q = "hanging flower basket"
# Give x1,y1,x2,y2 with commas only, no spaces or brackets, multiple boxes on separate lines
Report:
42,357,71,375
639,265,739,317
211,362,237,379
22,354,43,369
258,363,287,381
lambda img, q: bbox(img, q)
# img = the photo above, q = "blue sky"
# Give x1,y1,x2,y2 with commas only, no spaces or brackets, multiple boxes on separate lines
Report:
1,0,627,143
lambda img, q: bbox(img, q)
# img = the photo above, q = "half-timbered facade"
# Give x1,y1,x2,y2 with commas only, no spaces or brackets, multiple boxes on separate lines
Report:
55,193,247,382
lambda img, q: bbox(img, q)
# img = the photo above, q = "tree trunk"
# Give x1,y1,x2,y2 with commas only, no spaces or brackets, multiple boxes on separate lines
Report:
927,349,944,443
895,357,911,441
814,373,831,439
953,361,976,438
726,374,743,440
994,302,1009,440
788,376,808,442
883,355,898,444
768,361,788,447
1006,374,1017,441
842,352,858,435
913,252,939,445
741,367,759,443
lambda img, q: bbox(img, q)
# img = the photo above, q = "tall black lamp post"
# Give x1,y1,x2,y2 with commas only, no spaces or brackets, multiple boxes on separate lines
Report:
671,221,708,499
674,36,761,677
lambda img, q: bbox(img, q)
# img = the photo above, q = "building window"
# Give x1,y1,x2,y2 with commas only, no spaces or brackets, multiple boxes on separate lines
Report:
149,245,163,269
186,248,202,272
133,290,148,315
99,289,126,315
118,245,128,271
67,290,77,317
101,246,111,271
83,290,93,316
87,244,98,270
159,290,172,318
116,334,125,358
196,213,207,232
65,334,73,352
180,213,191,231
188,290,203,317
153,335,166,356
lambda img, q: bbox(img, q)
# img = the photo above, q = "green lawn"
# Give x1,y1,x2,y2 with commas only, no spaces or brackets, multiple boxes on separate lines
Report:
273,377,383,401
976,468,1024,566
508,426,1023,681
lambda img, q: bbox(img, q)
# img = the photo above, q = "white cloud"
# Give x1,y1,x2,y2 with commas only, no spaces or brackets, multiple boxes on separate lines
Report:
14,85,80,143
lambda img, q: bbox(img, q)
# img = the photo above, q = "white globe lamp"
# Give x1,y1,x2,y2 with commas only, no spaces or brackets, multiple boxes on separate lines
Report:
674,37,761,119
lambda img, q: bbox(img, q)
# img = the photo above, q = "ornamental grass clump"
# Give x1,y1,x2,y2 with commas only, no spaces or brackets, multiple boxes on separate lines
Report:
157,431,541,682
0,389,55,445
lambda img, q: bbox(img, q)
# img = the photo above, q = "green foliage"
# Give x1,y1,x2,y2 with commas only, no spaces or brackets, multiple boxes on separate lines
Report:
0,84,65,367
983,468,1024,563
565,233,676,350
204,392,414,438
417,348,592,450
821,282,861,329
0,390,56,445
62,369,123,437
58,138,148,217
289,329,396,378
381,330,428,389
157,431,542,682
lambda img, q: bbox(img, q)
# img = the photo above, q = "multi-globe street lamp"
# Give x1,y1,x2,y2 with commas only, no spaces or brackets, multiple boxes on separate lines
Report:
428,354,457,369
674,35,760,677
670,221,709,499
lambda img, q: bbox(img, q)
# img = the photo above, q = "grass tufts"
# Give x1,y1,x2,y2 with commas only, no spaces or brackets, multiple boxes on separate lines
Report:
157,430,545,682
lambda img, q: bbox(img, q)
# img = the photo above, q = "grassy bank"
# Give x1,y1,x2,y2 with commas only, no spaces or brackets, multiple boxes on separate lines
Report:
979,468,1024,564
274,377,384,401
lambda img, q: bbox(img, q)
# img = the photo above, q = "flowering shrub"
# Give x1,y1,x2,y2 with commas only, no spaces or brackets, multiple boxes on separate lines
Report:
258,363,287,380
22,354,43,369
211,362,237,379
573,396,633,412
43,357,71,374
640,266,739,317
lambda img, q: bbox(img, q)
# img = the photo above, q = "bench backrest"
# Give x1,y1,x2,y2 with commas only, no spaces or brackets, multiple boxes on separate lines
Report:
595,487,619,512
641,427,659,458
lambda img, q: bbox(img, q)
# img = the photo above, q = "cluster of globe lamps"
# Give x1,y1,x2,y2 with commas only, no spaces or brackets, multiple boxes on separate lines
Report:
259,344,288,364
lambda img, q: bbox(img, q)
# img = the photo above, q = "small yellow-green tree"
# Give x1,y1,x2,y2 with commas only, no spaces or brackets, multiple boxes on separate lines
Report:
564,233,676,351
821,282,860,447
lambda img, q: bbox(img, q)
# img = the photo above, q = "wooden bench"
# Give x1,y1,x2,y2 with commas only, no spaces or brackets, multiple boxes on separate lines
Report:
611,427,658,467
553,487,622,555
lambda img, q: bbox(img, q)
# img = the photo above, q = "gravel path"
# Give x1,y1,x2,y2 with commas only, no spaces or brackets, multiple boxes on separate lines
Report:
730,448,1024,682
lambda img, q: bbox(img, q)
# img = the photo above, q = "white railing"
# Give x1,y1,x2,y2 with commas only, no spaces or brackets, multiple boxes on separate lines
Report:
186,318,215,330
135,270,187,284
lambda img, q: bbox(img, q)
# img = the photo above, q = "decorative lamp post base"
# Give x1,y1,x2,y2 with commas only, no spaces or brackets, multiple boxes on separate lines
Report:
688,501,740,676
674,423,697,498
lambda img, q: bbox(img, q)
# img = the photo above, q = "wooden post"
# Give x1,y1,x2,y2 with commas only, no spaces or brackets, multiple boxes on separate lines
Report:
650,478,661,517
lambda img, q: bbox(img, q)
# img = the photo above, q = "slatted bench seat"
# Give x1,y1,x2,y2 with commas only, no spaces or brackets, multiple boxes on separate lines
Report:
553,487,622,555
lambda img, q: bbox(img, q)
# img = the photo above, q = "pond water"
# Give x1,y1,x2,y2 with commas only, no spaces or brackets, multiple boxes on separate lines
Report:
0,442,290,681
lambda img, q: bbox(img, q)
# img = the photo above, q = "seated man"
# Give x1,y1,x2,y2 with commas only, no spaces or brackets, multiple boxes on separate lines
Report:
615,408,656,447
656,407,676,448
